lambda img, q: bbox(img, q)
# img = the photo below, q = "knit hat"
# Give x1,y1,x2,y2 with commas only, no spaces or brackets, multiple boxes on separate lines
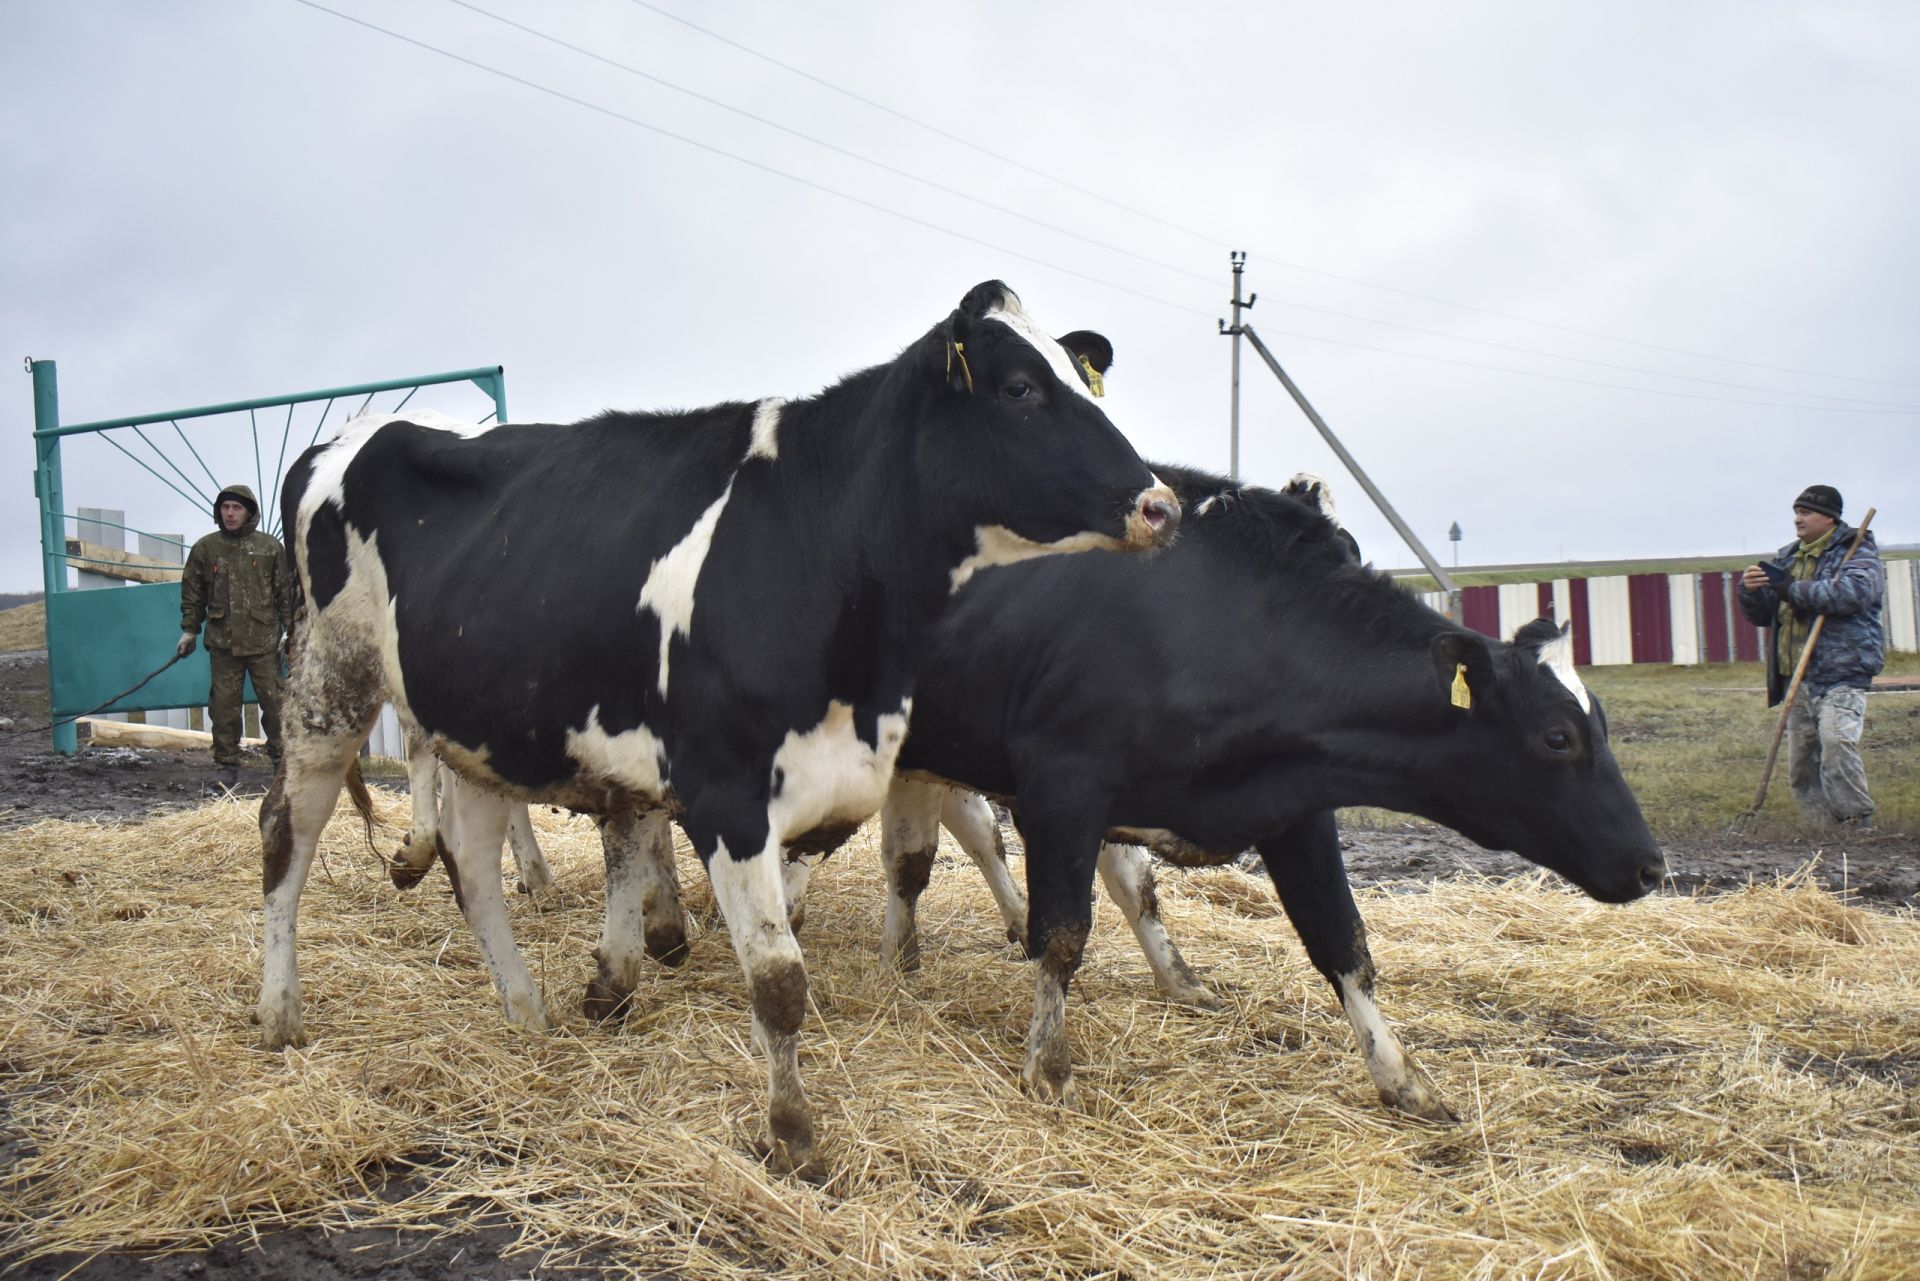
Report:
1792,485,1842,520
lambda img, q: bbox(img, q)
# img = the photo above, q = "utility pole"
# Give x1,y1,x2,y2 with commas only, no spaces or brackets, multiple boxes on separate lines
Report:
1217,252,1253,480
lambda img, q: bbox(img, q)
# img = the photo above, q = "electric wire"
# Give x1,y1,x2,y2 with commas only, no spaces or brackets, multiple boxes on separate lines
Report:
293,1,1917,416
472,0,1916,410
627,0,1920,392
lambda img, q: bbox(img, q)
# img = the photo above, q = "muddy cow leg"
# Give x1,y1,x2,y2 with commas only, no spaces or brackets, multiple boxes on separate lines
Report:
878,780,942,970
1256,811,1456,1123
256,672,380,1048
586,806,689,1020
939,788,1028,946
690,797,816,1177
505,803,556,897
388,736,443,890
1095,842,1219,1009
436,773,553,1032
1014,779,1105,1105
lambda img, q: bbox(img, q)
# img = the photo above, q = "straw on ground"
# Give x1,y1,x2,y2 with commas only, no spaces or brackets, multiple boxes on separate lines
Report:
1,794,1916,1279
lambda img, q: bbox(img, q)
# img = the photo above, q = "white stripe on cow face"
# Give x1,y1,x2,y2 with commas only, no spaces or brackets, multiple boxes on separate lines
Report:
984,298,1101,406
565,705,669,798
1536,626,1592,714
746,397,786,462
767,699,912,843
637,480,734,698
949,524,1129,592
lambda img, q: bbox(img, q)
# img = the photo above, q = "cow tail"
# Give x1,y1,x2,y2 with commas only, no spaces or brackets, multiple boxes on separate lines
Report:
343,758,378,851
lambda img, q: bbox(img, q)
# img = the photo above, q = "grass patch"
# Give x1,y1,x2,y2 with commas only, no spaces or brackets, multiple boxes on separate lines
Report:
1343,653,1920,840
0,599,45,651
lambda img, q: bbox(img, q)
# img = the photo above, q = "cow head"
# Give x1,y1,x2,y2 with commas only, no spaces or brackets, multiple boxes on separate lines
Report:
1426,618,1664,903
912,282,1179,591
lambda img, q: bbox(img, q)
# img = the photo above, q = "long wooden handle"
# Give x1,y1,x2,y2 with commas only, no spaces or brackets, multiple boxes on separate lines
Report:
1747,506,1876,812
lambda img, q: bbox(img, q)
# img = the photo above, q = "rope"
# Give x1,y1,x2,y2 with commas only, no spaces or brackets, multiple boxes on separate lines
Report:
0,652,187,740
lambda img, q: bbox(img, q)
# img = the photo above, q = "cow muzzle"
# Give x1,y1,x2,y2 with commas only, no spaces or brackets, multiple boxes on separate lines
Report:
1125,484,1182,550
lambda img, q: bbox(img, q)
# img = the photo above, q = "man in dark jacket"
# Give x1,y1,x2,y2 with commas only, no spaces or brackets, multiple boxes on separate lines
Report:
1738,484,1883,829
176,484,290,790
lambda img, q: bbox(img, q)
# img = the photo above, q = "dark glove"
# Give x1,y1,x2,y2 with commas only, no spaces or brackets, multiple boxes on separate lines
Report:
1759,561,1791,592
174,631,197,659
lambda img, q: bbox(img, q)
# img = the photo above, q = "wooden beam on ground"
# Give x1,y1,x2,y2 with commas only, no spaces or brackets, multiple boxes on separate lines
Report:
79,718,263,750
65,539,183,585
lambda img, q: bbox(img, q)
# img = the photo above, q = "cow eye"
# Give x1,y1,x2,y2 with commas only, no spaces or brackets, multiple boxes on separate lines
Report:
1544,728,1573,754
1002,378,1035,401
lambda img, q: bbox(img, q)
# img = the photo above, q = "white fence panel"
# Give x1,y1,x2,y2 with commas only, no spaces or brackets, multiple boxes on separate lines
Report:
1586,576,1634,665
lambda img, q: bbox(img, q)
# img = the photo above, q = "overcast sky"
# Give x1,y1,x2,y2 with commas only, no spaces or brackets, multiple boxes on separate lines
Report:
4,0,1916,596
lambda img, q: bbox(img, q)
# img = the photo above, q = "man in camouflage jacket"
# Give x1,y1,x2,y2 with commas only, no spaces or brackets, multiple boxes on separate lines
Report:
177,484,289,788
1738,484,1884,829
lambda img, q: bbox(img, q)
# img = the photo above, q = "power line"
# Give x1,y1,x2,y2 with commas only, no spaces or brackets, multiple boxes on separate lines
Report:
290,1,1214,319
291,2,1917,418
456,1,1917,412
627,0,1920,393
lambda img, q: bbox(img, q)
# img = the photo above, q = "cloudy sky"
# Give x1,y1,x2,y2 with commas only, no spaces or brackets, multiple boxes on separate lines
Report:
4,0,1916,595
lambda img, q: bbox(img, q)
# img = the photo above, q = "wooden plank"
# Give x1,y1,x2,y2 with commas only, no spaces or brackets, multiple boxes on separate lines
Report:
65,538,183,585
79,717,264,749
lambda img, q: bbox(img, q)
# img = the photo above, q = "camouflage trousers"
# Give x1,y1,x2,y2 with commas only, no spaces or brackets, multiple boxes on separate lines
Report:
208,648,284,767
1785,685,1872,823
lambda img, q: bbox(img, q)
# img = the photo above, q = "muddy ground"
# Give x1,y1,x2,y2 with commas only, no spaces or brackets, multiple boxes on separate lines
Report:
2,649,1914,1279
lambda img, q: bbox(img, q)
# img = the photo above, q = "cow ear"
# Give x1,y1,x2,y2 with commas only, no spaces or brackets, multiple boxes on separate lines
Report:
920,315,975,396
1431,631,1493,711
1056,330,1114,375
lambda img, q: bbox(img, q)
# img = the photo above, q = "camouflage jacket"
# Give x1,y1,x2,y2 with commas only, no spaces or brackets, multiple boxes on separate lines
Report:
1737,520,1884,705
180,484,290,656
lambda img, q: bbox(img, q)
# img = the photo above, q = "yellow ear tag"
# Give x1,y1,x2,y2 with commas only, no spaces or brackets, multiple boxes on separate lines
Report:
1450,663,1472,709
949,340,974,393
1077,353,1105,398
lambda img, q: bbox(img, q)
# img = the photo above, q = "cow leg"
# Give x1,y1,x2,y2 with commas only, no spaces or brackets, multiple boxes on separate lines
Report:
256,644,383,1050
939,788,1027,947
1015,788,1104,1105
388,738,443,890
699,813,815,1177
781,852,818,935
1096,842,1219,1009
878,780,942,970
437,775,553,1032
586,807,688,1020
505,804,556,897
1255,812,1455,1123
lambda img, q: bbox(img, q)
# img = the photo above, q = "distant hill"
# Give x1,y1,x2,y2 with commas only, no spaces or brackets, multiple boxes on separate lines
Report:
0,591,44,613
0,600,46,651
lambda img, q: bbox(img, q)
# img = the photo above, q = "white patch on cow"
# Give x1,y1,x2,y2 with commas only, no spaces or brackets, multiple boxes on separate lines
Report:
1194,495,1218,517
949,524,1127,592
984,297,1101,406
1096,842,1217,1008
636,480,734,697
1286,471,1342,526
565,705,668,797
1335,971,1451,1121
746,397,786,462
767,699,912,842
299,410,493,530
1536,626,1592,713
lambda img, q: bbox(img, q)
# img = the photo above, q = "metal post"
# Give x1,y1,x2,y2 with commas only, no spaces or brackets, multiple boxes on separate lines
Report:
29,358,77,754
1218,252,1253,480
1240,324,1461,601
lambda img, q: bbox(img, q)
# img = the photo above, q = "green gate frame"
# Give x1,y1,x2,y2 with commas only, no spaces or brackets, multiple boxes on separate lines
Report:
29,361,509,754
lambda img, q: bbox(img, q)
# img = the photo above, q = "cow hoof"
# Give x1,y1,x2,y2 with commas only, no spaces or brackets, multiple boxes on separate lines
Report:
582,977,634,1023
254,1009,308,1051
1019,1062,1079,1108
388,855,431,891
1166,984,1225,1012
753,1126,822,1182
644,928,690,967
1380,1083,1459,1125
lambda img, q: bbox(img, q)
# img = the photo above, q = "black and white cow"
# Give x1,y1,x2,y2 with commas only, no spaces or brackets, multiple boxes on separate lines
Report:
868,463,1663,1117
259,282,1178,1175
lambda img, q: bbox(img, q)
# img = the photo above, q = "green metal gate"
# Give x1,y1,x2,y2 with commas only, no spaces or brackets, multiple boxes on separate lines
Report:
29,362,509,754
